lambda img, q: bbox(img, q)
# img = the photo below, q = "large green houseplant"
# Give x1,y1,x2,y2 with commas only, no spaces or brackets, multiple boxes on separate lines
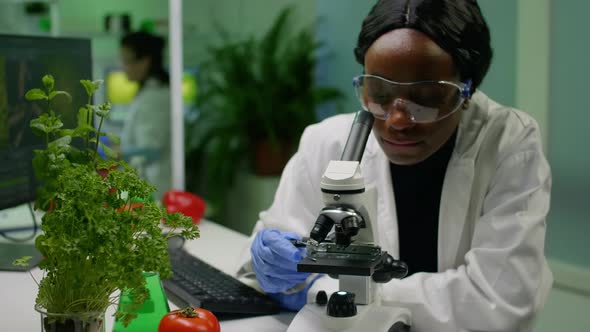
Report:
15,75,199,331
186,7,343,213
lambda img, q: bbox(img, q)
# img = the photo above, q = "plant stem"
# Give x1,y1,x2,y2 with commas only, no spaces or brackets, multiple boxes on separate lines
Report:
93,117,104,166
85,95,92,158
46,98,51,147
179,307,199,317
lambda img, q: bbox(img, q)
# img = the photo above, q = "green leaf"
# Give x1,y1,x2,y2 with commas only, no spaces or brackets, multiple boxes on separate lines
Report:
81,79,104,97
48,136,72,149
30,113,63,135
99,141,117,159
42,75,55,92
13,256,32,267
25,88,48,101
73,124,96,137
60,128,74,136
80,80,95,97
32,150,49,179
30,118,48,135
48,91,72,103
96,159,119,171
96,102,112,118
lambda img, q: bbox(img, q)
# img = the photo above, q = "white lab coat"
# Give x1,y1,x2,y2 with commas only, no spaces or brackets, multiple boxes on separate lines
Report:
120,78,172,201
237,91,552,332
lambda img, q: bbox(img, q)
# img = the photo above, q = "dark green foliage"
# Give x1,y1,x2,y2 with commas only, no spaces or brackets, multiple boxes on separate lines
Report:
186,7,343,213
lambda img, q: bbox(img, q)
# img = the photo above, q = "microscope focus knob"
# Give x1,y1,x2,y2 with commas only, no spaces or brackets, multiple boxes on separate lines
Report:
373,254,409,283
316,290,328,305
327,291,357,317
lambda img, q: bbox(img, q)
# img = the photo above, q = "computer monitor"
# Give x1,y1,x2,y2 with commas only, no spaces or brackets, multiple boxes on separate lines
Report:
0,34,92,270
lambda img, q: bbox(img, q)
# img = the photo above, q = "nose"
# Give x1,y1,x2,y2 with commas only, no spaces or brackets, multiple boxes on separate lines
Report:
385,99,415,130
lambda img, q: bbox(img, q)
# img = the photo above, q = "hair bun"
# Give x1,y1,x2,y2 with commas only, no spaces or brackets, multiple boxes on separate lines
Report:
155,35,166,49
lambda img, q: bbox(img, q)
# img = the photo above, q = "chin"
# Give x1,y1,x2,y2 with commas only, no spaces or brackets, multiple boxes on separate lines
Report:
388,156,421,166
377,142,433,166
386,151,434,166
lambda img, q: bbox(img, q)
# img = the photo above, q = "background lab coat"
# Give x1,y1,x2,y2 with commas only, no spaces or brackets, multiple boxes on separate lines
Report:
237,91,553,332
120,78,171,201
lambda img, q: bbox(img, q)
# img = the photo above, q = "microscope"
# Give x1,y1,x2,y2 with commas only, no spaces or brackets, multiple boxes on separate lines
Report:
287,111,412,332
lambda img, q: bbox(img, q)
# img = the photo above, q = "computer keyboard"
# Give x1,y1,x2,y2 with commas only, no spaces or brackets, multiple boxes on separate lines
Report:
164,249,281,317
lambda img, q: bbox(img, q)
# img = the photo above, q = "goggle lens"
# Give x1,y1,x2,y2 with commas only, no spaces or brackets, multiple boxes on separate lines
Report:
353,75,470,123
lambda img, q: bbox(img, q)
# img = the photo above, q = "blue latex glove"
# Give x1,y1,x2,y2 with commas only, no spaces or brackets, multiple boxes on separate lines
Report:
251,228,311,294
269,274,323,311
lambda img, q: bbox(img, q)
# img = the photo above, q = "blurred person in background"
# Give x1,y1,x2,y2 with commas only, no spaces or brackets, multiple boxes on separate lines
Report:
119,31,171,201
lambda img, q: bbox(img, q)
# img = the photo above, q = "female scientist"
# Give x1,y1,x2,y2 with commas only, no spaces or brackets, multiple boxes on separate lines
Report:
119,31,171,201
238,0,552,331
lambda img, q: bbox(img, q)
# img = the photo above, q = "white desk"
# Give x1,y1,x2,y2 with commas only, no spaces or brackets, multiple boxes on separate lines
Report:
0,220,295,331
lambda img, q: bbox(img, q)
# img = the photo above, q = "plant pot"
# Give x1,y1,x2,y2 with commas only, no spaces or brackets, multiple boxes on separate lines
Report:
35,304,105,332
253,140,293,176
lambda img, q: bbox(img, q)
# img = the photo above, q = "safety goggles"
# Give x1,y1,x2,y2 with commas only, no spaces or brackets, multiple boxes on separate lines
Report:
353,75,472,123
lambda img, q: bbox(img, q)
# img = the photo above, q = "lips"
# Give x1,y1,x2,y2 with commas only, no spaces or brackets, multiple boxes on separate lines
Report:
382,137,423,146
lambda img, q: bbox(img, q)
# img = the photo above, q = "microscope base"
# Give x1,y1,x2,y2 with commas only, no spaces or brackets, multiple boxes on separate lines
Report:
287,302,411,332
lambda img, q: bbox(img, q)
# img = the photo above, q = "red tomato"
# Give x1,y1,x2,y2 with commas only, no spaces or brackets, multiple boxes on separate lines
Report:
162,190,206,224
158,307,220,332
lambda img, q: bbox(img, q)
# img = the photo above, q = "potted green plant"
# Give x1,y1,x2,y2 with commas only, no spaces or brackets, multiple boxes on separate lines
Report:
185,7,343,214
14,75,199,331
